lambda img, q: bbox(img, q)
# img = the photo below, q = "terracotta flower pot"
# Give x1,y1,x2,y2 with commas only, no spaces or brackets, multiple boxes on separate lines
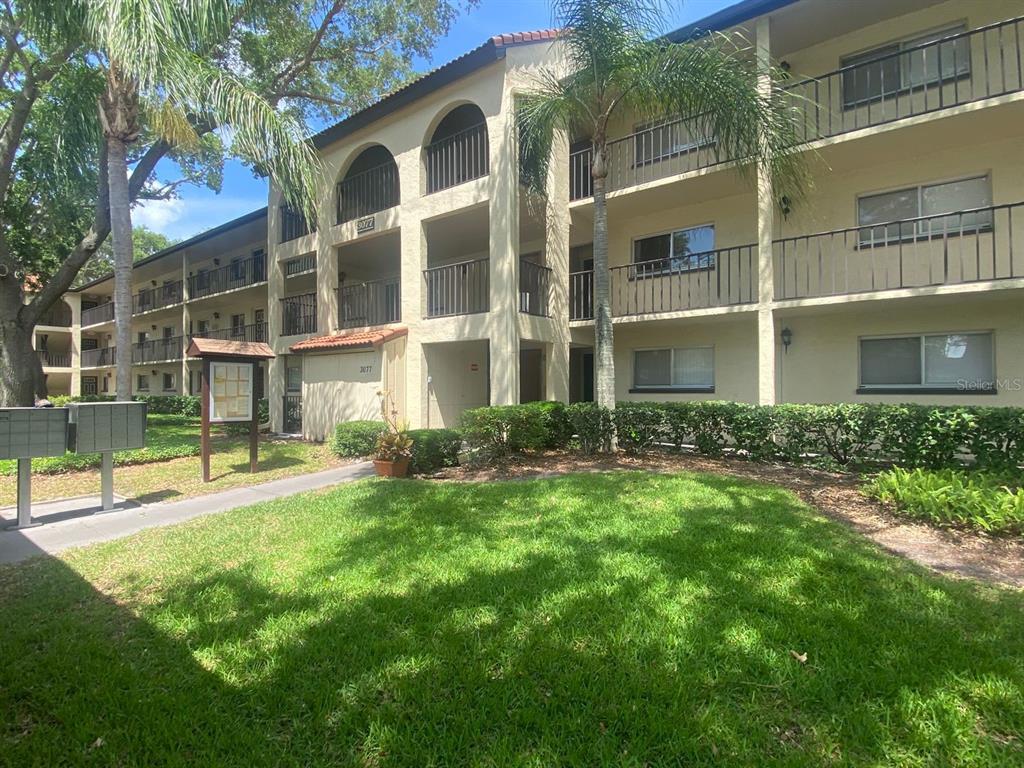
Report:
373,457,410,478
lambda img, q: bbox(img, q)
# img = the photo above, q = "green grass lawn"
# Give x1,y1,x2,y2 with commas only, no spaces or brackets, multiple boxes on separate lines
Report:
2,472,1022,766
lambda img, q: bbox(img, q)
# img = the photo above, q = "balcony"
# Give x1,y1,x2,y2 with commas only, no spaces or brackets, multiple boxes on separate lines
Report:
284,254,316,277
783,17,1024,144
424,258,489,318
568,17,1024,202
774,202,1024,301
133,281,183,314
569,244,756,321
336,162,400,224
192,323,267,344
425,122,489,194
189,253,266,299
132,335,184,364
81,302,114,326
281,293,317,336
519,259,552,317
37,304,72,327
338,278,401,328
280,205,315,244
37,350,70,368
81,347,116,368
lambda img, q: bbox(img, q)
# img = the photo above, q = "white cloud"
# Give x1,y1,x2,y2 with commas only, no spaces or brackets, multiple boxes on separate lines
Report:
132,198,186,234
132,194,266,241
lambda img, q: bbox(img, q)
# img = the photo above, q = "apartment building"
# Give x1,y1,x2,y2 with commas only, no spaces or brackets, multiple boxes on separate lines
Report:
48,0,1024,439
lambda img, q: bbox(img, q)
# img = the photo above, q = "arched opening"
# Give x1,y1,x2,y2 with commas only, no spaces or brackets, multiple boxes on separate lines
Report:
38,298,73,327
336,144,400,224
424,103,488,193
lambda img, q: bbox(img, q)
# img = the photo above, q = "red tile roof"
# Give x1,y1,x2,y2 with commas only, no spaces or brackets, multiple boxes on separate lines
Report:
490,29,560,47
289,326,407,353
186,338,275,359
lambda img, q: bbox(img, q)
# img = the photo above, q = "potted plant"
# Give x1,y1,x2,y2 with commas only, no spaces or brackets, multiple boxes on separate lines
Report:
373,390,414,478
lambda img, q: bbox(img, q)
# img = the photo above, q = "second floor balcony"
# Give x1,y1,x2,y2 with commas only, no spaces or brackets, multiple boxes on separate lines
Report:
189,253,266,299
282,293,317,336
519,259,552,317
37,350,71,368
424,258,489,318
81,346,116,368
569,244,757,320
132,335,185,364
133,281,183,314
81,302,115,327
338,277,401,328
192,323,267,344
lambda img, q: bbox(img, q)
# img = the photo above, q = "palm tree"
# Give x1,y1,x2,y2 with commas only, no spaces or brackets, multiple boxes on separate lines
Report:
519,0,809,426
86,0,320,399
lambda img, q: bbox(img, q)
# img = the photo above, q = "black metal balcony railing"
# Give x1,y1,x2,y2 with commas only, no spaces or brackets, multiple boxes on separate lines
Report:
338,277,401,328
81,347,116,368
37,350,71,367
337,162,400,224
774,202,1024,300
280,205,315,243
783,17,1024,144
568,17,1024,202
192,323,267,344
569,245,757,320
426,122,489,194
424,258,489,318
132,281,183,314
282,293,317,336
189,254,266,299
519,260,552,317
81,302,115,326
132,335,184,364
284,254,316,277
37,305,72,327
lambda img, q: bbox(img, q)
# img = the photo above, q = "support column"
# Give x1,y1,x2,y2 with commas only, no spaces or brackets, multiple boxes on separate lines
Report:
400,213,427,428
267,193,286,433
545,127,571,403
487,106,520,405
181,252,191,395
67,293,83,396
316,193,337,336
755,16,777,406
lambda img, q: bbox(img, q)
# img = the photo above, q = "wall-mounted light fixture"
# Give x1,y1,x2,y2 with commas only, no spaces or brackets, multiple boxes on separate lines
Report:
213,258,220,266
151,324,157,331
781,327,793,353
151,280,157,287
213,312,220,320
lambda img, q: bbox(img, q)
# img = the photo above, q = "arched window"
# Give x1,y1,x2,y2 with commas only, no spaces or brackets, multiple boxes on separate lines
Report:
336,145,400,224
424,104,488,193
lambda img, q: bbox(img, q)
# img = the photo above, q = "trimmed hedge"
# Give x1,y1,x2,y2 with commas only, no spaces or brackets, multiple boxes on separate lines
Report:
407,428,462,474
866,467,1024,535
330,421,386,457
461,402,571,458
459,400,1024,470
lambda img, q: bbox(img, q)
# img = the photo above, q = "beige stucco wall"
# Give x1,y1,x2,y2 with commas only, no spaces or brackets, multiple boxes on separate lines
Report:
778,292,1024,405
424,340,489,428
302,349,385,441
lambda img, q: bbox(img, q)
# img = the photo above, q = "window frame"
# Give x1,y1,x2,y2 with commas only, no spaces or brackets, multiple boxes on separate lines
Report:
855,173,993,248
162,372,176,392
840,22,971,110
630,345,715,394
136,374,150,392
630,223,717,279
82,376,98,395
856,330,996,394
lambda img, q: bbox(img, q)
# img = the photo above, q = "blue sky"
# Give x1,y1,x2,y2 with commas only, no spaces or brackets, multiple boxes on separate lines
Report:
135,0,735,241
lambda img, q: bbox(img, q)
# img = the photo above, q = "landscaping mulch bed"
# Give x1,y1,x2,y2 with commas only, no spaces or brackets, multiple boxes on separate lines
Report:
434,452,1024,589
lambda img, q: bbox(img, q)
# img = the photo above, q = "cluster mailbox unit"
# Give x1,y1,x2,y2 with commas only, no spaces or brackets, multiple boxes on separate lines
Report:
0,401,147,529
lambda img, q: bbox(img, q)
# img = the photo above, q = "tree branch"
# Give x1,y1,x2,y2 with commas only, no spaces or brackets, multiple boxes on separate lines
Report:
268,0,346,102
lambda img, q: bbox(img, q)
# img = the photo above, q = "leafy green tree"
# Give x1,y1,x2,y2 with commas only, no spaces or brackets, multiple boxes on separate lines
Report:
0,0,476,405
79,225,178,285
518,0,808,429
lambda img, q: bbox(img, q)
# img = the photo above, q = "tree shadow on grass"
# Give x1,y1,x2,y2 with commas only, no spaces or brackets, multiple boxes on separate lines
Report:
1,471,1023,766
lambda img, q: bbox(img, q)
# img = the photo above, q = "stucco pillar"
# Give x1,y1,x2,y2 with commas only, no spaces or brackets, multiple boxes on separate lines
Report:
400,214,427,428
755,16,777,405
316,191,338,336
545,127,571,403
180,251,191,395
267,194,286,432
66,293,82,396
487,106,520,405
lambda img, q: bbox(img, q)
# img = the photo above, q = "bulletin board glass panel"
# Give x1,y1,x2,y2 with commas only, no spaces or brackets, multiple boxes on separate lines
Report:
209,362,253,422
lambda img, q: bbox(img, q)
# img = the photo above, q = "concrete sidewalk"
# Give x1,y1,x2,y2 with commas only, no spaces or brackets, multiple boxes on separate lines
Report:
0,461,374,565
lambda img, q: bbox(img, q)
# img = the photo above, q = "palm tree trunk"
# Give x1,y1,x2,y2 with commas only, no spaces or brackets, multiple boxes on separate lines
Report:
107,134,134,401
591,143,616,445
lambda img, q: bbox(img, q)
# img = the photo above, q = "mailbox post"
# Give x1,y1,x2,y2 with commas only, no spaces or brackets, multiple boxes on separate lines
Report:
66,401,147,511
0,407,69,528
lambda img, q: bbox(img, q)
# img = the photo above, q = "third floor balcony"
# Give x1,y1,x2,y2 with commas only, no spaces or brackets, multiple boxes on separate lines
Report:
188,252,267,300
569,17,1024,202
133,280,183,314
81,302,115,327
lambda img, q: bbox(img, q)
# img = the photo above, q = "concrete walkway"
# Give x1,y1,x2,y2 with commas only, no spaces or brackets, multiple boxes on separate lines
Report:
0,461,374,565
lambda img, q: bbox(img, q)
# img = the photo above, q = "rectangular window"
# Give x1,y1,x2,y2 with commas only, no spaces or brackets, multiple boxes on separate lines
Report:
842,24,970,107
101,376,109,393
163,373,175,391
82,377,98,395
859,332,994,391
231,314,245,336
136,374,150,392
286,363,302,393
857,175,991,246
633,119,714,166
197,319,209,335
633,347,714,391
633,225,716,276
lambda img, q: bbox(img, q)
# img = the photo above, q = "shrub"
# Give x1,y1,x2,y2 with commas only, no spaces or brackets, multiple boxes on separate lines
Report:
865,467,1024,536
330,421,385,457
612,401,666,455
407,428,462,474
565,402,613,454
460,404,552,458
532,401,573,449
